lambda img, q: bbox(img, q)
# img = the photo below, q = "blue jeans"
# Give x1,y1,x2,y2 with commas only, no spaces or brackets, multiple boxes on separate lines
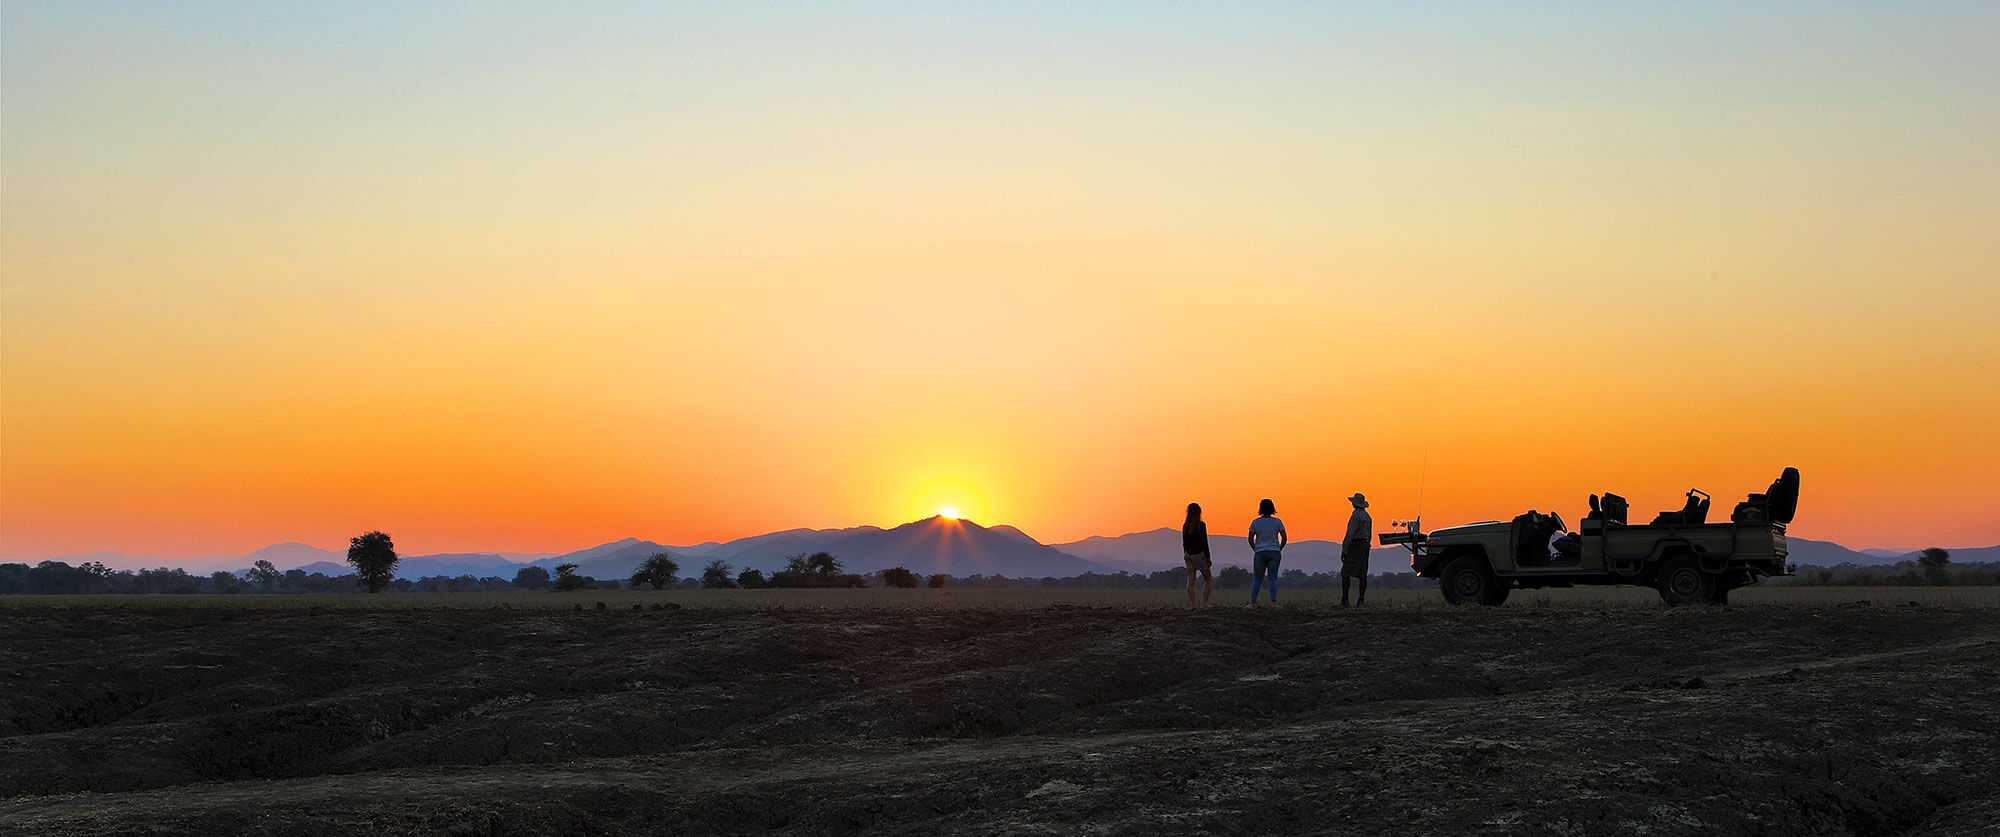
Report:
1251,550,1282,602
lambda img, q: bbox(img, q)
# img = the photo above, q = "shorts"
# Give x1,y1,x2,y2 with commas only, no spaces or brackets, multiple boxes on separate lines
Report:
1184,552,1212,571
1340,538,1370,579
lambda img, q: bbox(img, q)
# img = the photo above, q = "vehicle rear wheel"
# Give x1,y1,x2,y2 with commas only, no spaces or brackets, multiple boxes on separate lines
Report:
1440,556,1506,606
1657,556,1720,606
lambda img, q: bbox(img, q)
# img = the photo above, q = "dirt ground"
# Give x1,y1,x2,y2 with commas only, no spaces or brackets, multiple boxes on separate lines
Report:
4,598,1998,835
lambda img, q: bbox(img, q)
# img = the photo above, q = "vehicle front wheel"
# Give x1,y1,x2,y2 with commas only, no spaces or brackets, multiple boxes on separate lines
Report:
1440,556,1507,606
1657,556,1721,606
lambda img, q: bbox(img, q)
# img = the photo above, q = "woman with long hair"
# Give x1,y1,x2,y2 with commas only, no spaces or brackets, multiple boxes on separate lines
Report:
1182,502,1212,607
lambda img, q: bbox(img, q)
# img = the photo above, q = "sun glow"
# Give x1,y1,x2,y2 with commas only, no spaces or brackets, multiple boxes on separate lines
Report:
902,473,993,525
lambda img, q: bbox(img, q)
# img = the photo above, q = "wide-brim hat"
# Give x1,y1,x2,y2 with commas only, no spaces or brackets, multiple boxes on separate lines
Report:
1349,493,1368,507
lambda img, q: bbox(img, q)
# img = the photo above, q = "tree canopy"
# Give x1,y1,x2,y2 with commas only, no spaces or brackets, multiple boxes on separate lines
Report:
246,560,281,589
553,562,594,592
346,531,398,593
700,559,736,589
631,553,680,590
512,565,552,590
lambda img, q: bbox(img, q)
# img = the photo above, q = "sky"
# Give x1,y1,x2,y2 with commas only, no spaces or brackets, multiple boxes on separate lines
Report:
3,1,1997,560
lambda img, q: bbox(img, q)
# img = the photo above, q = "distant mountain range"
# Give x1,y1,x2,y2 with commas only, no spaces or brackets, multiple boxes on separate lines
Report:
22,523,1997,582
675,516,1103,578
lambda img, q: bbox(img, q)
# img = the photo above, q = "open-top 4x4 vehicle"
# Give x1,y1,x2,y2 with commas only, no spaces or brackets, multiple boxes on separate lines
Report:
1382,467,1799,606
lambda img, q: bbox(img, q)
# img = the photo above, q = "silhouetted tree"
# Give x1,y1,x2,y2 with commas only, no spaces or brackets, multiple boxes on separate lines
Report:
631,553,680,590
512,565,552,590
737,568,768,589
1920,548,1952,584
552,562,592,592
701,559,736,589
882,566,920,588
1216,565,1252,589
805,552,843,578
246,560,281,590
927,573,946,589
209,570,241,593
346,531,398,593
769,555,813,588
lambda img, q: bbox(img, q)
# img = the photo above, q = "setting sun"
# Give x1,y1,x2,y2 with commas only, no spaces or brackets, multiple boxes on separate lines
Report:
902,474,993,527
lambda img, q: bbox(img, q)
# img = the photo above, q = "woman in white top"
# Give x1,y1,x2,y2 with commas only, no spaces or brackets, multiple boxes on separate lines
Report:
1246,498,1287,606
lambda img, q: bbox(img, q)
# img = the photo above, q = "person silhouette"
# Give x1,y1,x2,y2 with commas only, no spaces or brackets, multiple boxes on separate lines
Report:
1182,502,1213,608
1340,493,1373,606
1246,498,1287,607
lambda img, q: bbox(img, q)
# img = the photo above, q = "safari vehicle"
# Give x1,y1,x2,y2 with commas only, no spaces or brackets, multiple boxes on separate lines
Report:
1382,468,1799,606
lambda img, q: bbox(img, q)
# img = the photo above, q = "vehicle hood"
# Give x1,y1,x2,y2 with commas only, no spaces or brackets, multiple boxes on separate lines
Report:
1429,521,1508,539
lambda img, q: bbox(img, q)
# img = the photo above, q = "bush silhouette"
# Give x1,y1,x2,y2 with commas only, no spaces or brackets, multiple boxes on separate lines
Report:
737,568,768,589
927,573,947,589
882,567,920,588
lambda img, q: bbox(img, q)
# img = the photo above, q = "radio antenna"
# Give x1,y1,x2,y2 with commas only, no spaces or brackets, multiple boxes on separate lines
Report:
1416,445,1428,521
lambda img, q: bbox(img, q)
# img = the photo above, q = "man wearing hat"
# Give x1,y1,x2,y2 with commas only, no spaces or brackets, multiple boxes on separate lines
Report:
1341,493,1373,606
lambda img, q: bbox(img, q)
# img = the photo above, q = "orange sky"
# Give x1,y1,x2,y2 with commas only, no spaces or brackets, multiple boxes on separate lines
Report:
4,3,1997,559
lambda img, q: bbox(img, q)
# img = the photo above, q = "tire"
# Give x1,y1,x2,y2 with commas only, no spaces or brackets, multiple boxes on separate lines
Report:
1440,556,1506,606
1768,467,1801,525
1657,555,1720,606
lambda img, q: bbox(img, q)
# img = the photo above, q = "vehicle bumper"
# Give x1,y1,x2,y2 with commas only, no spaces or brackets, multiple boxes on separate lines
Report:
1410,551,1442,576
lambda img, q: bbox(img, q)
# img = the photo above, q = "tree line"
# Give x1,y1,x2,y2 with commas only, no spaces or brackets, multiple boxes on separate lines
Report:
34,529,1975,596
1783,549,1995,587
0,556,1430,595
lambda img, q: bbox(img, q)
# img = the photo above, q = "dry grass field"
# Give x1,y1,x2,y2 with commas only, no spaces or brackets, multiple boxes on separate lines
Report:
4,583,1996,611
4,587,1998,835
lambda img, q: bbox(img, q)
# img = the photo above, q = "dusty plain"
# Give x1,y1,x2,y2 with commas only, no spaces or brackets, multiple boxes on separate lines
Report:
4,588,1998,835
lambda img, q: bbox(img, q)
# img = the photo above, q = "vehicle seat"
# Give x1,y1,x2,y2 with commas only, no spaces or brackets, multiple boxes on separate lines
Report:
1685,495,1711,525
1600,493,1628,526
1513,511,1548,566
1731,493,1769,524
1551,533,1582,559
